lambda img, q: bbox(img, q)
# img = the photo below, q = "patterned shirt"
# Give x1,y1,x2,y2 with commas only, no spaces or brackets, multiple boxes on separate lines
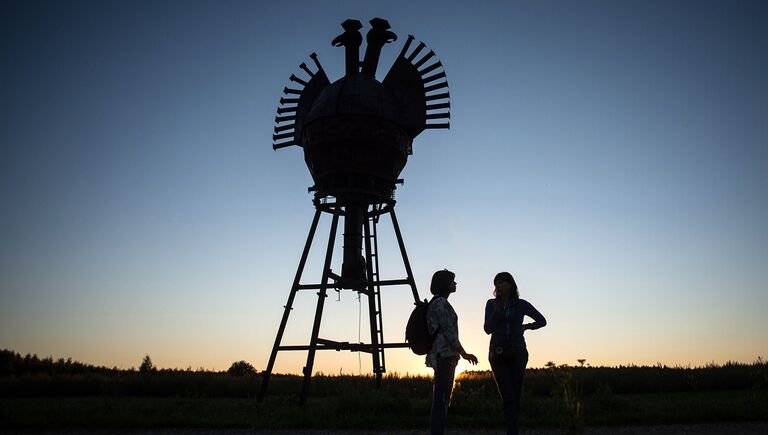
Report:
426,296,461,367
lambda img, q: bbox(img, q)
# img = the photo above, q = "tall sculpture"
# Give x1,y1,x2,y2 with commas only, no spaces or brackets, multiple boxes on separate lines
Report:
260,17,450,402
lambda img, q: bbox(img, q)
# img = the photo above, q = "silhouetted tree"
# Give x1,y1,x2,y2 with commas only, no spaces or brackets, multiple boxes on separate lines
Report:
139,354,156,373
227,360,257,376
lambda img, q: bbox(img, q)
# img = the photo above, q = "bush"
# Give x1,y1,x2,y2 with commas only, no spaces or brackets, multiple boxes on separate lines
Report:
227,361,257,376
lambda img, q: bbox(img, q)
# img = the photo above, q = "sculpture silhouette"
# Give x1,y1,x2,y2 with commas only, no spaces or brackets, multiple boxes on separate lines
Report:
262,17,450,403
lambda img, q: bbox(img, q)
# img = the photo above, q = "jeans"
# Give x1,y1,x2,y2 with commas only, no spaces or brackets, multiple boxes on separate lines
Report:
490,347,528,435
430,355,459,435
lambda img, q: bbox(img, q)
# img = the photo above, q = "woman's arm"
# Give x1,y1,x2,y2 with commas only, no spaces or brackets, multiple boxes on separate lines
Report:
458,342,478,365
483,299,496,334
523,301,547,331
436,300,478,364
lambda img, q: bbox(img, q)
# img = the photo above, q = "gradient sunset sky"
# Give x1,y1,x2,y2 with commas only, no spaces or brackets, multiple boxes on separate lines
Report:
1,0,767,376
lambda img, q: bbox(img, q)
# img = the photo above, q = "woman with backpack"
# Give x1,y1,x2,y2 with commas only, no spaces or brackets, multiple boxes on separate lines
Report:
427,269,478,435
484,272,547,435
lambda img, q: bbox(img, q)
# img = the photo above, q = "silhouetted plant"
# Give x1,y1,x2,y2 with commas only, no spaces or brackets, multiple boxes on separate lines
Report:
227,360,257,376
139,355,156,373
754,356,767,390
546,362,583,433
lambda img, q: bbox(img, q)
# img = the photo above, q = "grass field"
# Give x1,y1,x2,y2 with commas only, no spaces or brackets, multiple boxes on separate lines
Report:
1,350,767,431
2,389,767,430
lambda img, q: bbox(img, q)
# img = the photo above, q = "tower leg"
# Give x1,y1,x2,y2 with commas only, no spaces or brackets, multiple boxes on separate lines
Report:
363,213,383,386
259,208,322,401
300,211,340,403
389,207,420,303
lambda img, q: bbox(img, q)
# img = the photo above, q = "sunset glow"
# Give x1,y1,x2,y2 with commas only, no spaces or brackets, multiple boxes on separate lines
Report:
1,1,767,375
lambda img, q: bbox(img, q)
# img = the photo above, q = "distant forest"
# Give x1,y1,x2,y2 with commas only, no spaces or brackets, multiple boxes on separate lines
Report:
0,349,257,377
1,348,766,399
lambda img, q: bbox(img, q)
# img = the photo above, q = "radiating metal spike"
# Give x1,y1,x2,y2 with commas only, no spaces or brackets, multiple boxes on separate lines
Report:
422,71,446,84
407,42,426,62
277,106,297,115
426,102,450,111
419,61,442,76
273,140,298,150
273,132,294,141
425,112,450,120
275,115,296,123
299,63,315,77
309,52,324,73
398,34,415,58
280,97,299,104
424,123,450,129
283,87,302,95
413,50,435,69
274,123,295,133
425,92,449,101
424,81,449,93
290,74,308,87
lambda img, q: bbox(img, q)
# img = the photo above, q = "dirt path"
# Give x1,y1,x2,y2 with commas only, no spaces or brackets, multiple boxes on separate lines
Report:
16,422,768,435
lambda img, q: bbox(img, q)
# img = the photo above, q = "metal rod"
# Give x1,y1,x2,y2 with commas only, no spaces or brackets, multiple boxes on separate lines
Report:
388,208,420,303
272,140,297,150
309,52,324,74
297,278,407,290
425,92,449,101
426,102,450,111
422,71,446,84
363,212,383,385
425,112,450,120
398,34,415,59
419,61,442,76
413,50,435,69
278,343,411,351
258,208,322,402
277,106,297,115
274,123,295,133
275,114,296,123
424,81,449,93
424,123,450,129
290,74,308,86
300,211,340,404
407,41,426,62
372,210,386,377
299,62,315,77
273,132,294,141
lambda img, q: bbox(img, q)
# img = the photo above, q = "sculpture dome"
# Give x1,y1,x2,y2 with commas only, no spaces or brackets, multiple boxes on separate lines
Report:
300,73,411,201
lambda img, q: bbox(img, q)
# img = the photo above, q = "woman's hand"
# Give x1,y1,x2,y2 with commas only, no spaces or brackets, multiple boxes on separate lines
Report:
461,352,479,365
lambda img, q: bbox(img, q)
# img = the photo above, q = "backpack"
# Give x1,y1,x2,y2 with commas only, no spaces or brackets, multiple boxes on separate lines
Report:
405,298,438,355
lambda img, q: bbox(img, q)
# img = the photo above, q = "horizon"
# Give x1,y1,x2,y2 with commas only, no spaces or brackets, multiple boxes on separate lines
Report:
4,347,764,373
2,0,767,377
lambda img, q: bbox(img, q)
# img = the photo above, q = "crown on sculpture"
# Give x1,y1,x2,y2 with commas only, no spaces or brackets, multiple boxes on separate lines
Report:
272,18,450,202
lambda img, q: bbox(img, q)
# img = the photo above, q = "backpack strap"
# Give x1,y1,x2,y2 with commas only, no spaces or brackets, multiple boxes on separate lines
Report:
427,296,441,337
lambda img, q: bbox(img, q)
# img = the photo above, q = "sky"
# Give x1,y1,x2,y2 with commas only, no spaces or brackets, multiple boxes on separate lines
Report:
1,0,767,376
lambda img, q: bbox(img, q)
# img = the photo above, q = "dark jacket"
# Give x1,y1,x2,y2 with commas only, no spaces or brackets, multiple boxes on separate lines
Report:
484,298,546,350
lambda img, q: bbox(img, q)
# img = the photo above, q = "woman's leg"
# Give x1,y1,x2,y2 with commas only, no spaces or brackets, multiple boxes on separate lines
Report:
490,354,517,435
430,355,458,435
512,349,528,426
491,349,528,435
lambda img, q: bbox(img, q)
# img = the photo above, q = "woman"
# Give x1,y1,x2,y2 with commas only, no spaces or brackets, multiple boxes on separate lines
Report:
484,272,546,435
427,269,478,435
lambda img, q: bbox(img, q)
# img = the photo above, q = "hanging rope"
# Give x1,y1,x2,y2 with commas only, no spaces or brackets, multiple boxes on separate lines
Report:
358,291,362,375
